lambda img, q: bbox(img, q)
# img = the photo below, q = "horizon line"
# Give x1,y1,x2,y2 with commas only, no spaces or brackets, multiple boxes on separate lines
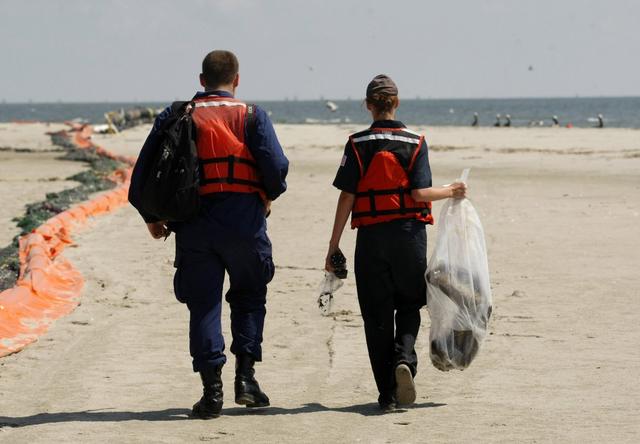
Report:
2,94,640,105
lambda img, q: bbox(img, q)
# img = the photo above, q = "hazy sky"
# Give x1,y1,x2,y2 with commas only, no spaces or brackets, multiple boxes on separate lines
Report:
1,0,639,102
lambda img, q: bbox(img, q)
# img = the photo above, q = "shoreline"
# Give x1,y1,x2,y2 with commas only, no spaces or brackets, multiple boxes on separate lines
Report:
3,95,640,129
4,121,640,130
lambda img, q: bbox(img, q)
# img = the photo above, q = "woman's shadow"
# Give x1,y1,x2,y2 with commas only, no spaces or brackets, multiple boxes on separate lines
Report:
0,401,446,428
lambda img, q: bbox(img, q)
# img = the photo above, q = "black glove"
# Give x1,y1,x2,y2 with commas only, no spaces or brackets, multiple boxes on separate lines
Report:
330,249,348,279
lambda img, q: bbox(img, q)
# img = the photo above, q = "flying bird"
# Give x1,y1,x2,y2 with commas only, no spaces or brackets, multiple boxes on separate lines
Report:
326,101,338,112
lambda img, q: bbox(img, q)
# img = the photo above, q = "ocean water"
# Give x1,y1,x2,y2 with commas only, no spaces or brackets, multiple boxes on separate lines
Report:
1,97,639,128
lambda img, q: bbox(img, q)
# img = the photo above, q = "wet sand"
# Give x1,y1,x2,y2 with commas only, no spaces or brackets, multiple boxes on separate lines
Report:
1,124,639,443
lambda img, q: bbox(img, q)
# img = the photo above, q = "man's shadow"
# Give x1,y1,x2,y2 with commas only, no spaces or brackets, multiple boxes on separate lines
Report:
223,401,446,417
0,401,446,428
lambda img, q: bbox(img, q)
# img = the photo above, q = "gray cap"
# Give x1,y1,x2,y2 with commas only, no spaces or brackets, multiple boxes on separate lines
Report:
366,74,398,99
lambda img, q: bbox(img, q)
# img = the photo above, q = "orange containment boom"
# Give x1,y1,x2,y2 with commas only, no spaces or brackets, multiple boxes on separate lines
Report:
0,125,135,357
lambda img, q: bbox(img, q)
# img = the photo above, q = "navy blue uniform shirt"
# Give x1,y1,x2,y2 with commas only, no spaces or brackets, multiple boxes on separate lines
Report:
129,90,289,224
333,120,432,194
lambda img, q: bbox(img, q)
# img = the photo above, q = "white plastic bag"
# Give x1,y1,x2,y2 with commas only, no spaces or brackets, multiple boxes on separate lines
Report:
426,169,492,371
317,271,343,316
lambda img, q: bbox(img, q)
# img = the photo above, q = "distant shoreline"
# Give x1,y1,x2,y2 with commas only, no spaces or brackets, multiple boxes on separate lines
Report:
2,97,639,128
3,122,640,131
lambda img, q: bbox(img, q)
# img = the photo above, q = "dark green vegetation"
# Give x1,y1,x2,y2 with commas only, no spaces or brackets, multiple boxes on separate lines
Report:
0,134,126,291
0,243,19,291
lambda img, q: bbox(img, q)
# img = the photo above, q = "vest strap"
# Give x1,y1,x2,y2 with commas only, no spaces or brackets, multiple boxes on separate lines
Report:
352,207,430,219
200,177,263,187
199,156,258,169
368,189,377,217
398,187,406,214
354,186,424,219
227,155,235,184
355,187,412,197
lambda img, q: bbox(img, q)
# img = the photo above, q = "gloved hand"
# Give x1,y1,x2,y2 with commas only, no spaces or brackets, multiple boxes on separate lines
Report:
329,249,348,279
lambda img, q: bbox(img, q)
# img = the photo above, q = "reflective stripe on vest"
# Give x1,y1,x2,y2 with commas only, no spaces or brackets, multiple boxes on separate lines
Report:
350,127,433,228
191,96,265,198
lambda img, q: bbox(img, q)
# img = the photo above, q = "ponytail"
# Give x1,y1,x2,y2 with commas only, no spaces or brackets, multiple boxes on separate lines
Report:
366,93,399,114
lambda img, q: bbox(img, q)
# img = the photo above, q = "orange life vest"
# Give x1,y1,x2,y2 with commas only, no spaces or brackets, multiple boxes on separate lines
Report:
191,95,265,199
350,127,433,228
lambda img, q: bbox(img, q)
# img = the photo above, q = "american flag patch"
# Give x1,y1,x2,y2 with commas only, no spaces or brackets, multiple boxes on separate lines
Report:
340,155,347,167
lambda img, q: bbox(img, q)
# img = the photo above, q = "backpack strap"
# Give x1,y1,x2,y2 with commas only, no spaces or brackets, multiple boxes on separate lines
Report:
170,100,195,115
170,101,187,114
245,103,257,137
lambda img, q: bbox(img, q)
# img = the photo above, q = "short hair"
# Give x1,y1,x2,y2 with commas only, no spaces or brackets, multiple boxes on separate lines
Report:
201,50,239,88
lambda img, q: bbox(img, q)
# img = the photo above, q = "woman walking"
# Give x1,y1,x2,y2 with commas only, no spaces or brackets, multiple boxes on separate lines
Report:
325,75,466,411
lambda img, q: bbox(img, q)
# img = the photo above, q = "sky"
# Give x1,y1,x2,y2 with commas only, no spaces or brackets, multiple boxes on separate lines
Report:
1,0,639,102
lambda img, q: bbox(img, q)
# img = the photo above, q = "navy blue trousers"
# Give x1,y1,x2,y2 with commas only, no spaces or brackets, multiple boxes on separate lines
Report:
354,219,427,398
172,195,275,373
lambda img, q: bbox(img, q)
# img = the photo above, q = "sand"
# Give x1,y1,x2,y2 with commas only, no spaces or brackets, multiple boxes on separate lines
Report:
0,151,88,247
0,123,88,247
0,123,67,151
1,124,639,443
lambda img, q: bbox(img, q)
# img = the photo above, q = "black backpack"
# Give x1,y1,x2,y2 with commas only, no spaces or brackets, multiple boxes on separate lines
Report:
140,101,200,222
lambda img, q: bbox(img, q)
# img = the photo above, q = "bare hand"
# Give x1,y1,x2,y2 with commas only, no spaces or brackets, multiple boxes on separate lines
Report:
265,199,272,218
146,221,169,239
449,182,467,199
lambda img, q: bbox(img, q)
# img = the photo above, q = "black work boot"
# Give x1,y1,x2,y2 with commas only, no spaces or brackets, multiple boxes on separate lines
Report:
378,392,397,413
234,354,270,408
191,365,223,419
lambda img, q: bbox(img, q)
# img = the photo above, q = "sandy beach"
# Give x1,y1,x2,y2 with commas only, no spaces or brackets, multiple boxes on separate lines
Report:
0,123,87,246
1,123,639,443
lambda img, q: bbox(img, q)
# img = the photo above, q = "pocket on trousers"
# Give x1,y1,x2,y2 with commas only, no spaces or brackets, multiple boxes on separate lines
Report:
256,235,275,284
263,255,275,284
173,250,187,304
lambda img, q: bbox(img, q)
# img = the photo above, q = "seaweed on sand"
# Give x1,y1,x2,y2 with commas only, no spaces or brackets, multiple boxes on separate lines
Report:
0,140,126,291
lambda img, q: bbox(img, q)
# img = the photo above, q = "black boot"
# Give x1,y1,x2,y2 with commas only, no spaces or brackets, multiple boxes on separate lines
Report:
191,365,223,419
378,392,397,413
234,354,270,408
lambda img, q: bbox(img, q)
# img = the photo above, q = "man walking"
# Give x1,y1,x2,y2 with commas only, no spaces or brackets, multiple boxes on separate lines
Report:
128,50,289,419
